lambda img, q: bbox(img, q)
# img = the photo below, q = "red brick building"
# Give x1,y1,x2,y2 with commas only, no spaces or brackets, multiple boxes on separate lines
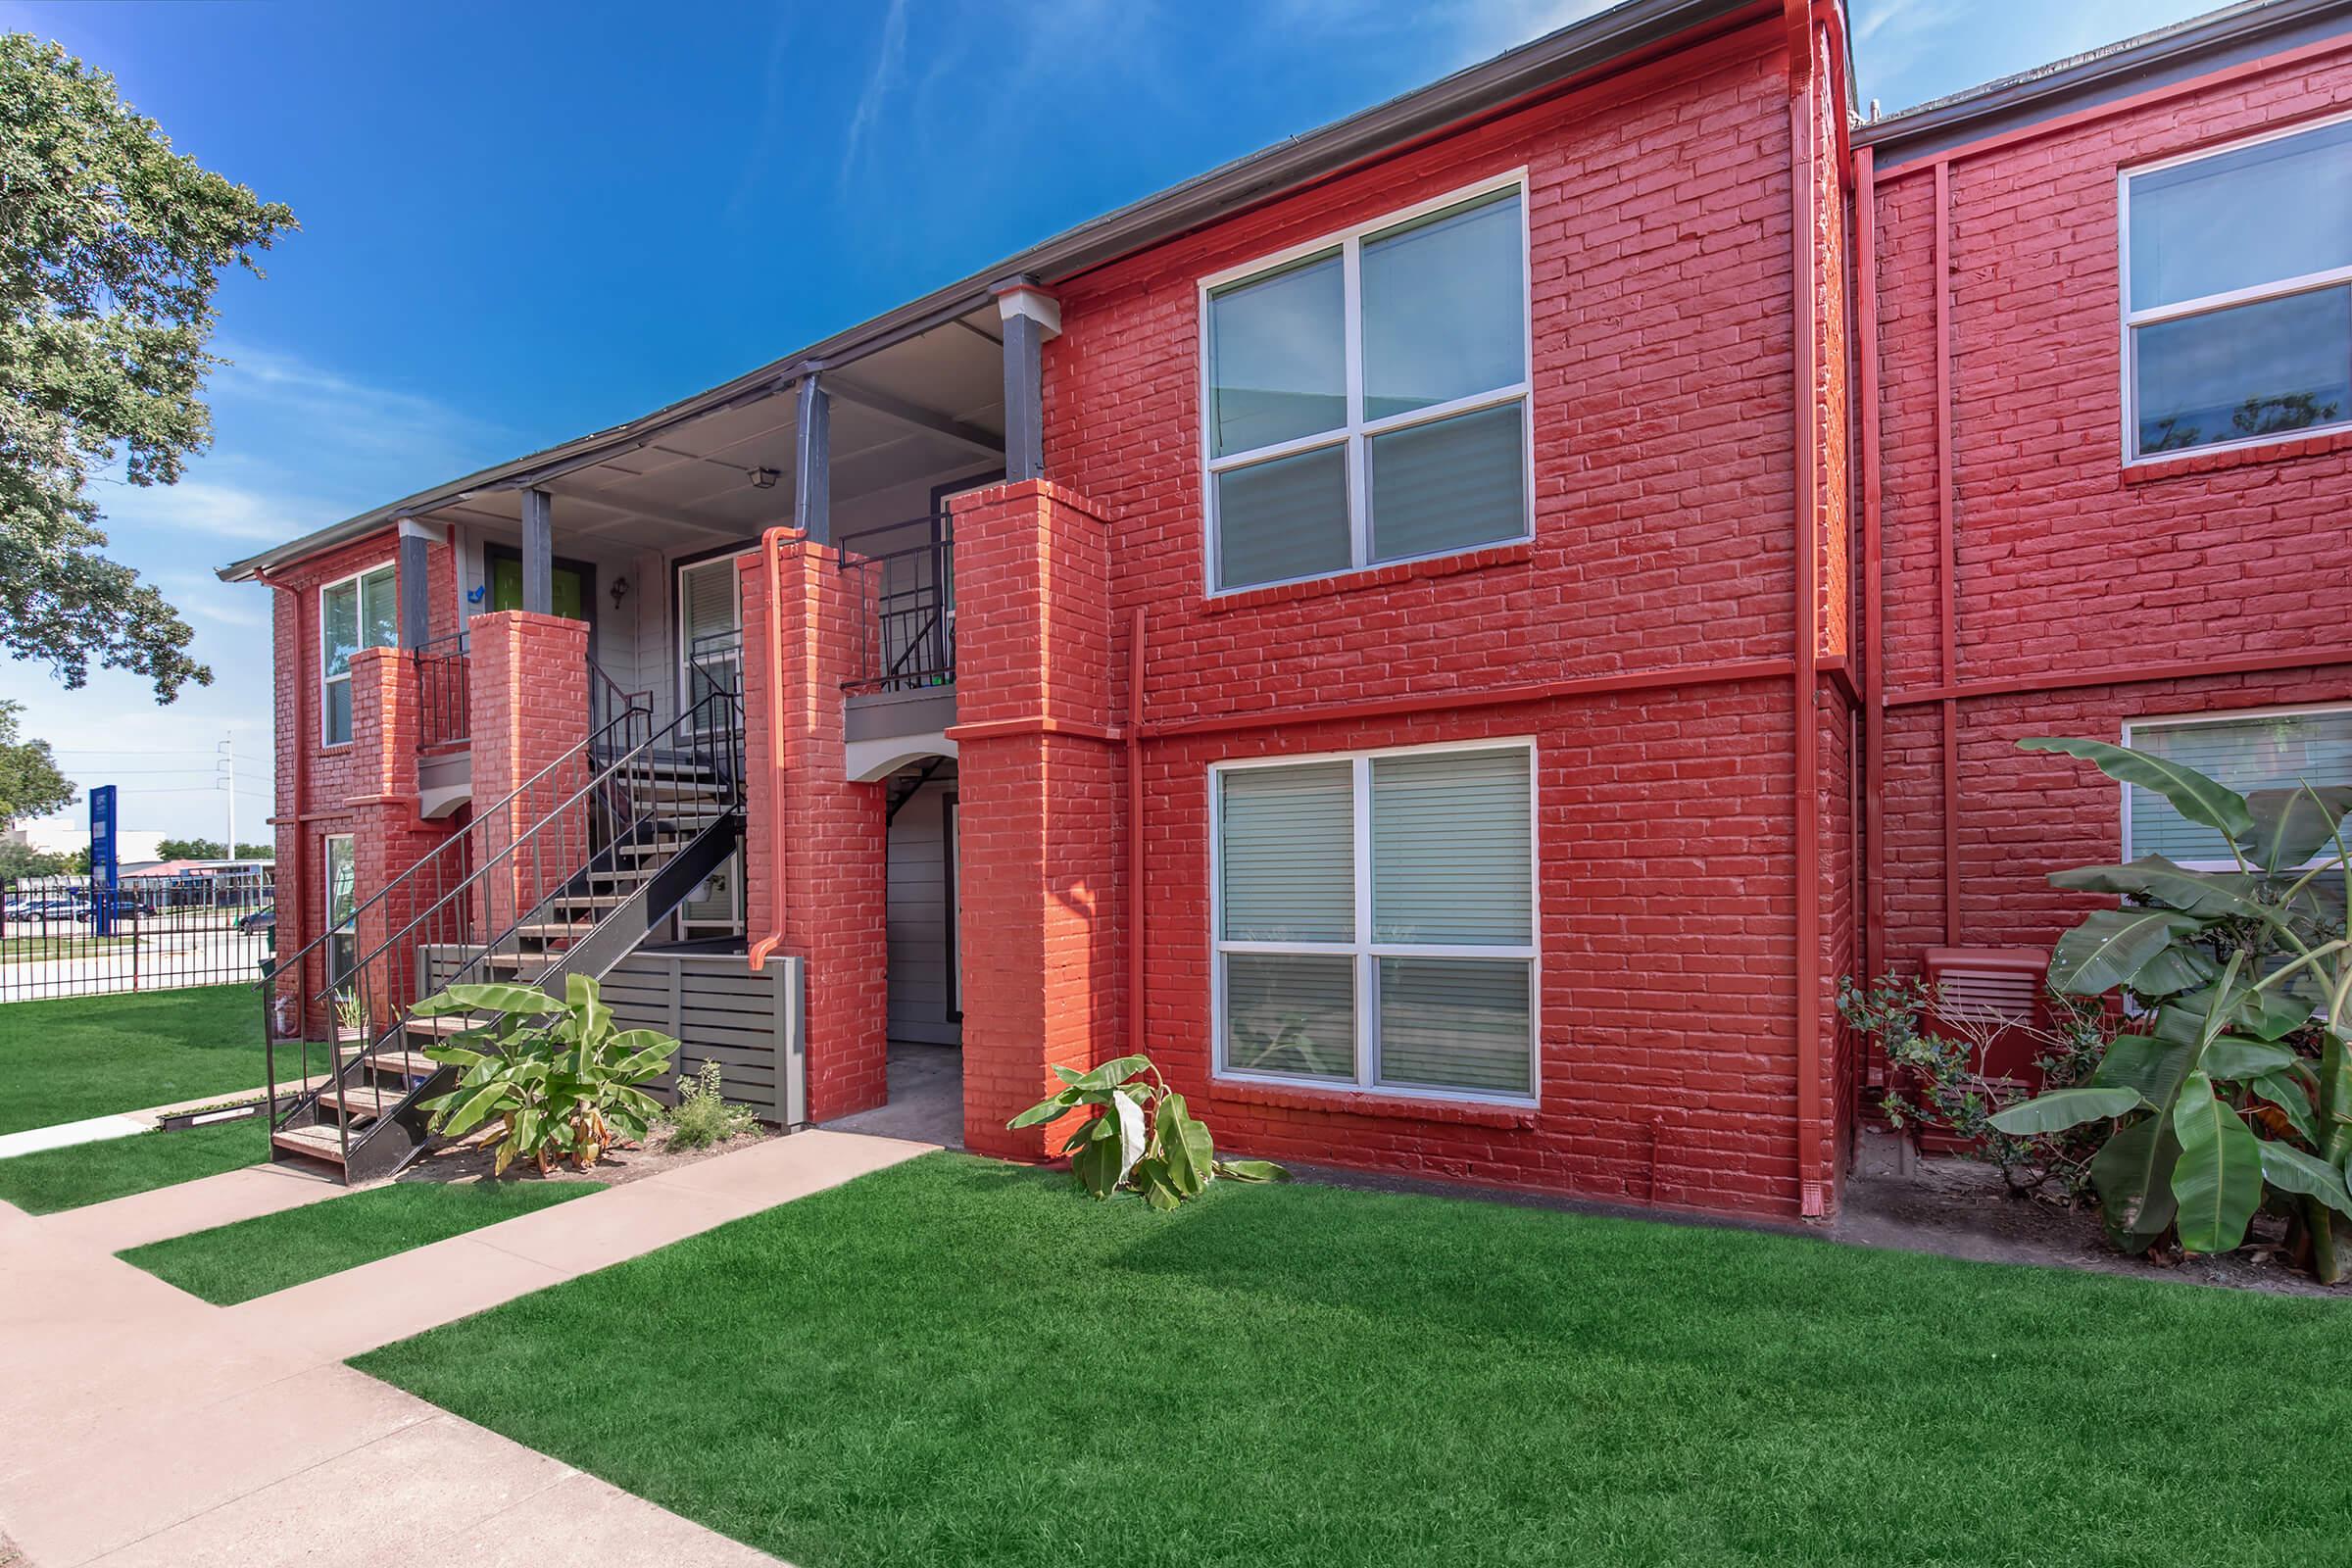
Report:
220,0,2352,1213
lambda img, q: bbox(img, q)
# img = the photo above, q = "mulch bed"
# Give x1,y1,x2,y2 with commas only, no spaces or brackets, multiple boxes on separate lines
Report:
400,1124,767,1189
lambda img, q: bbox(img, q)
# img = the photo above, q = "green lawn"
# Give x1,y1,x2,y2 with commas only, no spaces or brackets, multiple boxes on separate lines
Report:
0,1119,267,1214
0,936,137,961
356,1153,2352,1568
0,983,298,1133
121,1178,601,1303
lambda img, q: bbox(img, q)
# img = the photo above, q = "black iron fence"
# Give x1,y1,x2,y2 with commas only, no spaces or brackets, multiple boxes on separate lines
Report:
0,865,276,1003
842,532,954,694
413,630,470,750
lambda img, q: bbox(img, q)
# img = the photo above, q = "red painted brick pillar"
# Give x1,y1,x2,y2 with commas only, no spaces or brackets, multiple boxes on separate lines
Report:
467,612,590,943
344,646,455,1033
739,532,889,1122
950,481,1124,1160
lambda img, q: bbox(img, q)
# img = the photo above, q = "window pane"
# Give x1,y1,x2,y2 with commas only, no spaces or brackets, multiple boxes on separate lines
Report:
2134,288,2352,456
322,678,353,747
1220,761,1353,941
1208,252,1345,457
361,566,398,650
1362,190,1525,420
2130,120,2352,310
1377,956,1532,1097
326,836,357,926
321,581,359,677
1368,401,1527,563
2131,710,2352,863
1224,952,1355,1081
1371,748,1533,943
1215,443,1350,590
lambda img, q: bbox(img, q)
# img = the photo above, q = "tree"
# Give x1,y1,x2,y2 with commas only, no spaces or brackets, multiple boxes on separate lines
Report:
0,700,74,822
1,34,297,701
155,837,274,861
0,841,73,880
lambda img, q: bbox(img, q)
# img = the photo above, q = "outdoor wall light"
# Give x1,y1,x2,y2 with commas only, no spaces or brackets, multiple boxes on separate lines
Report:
610,576,628,610
749,466,780,490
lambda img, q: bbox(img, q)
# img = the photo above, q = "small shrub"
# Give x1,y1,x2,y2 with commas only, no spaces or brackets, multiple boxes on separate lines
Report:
663,1058,758,1152
1009,1054,1287,1208
1838,972,2112,1199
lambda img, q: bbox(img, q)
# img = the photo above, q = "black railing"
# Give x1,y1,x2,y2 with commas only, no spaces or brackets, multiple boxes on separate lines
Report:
842,535,954,694
412,630,470,750
0,866,276,1003
591,658,654,752
688,628,744,727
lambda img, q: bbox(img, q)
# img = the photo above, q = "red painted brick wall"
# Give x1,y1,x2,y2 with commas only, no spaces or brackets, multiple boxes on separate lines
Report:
738,536,890,1122
1028,18,1838,1216
467,612,590,941
265,532,459,1039
1870,44,2352,981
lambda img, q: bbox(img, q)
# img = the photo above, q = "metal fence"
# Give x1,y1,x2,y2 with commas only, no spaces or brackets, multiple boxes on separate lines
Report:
0,865,276,1003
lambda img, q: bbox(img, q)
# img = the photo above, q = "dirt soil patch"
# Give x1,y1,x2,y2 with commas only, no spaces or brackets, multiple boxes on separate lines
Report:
400,1125,767,1189
1835,1126,2345,1298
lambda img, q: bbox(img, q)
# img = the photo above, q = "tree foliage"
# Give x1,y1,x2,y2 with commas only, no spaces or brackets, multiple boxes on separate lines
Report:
0,33,297,700
0,699,74,822
155,836,272,861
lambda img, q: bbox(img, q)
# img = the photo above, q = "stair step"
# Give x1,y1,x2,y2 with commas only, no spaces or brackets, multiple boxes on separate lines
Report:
588,866,655,885
513,921,589,943
552,892,632,910
317,1083,405,1120
617,839,691,859
364,1048,445,1079
272,1125,349,1163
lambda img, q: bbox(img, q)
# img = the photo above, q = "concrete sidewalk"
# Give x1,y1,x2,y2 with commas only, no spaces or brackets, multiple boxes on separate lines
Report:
0,1128,934,1566
0,1077,325,1162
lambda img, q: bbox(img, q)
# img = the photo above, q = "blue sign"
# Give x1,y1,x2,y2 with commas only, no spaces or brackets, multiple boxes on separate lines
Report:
89,785,119,936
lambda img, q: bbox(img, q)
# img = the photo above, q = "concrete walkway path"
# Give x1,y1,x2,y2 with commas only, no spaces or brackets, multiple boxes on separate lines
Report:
0,1077,323,1162
0,1127,934,1566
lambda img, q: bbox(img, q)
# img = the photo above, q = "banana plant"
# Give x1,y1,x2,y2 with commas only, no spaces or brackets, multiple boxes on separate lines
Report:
415,975,676,1175
1988,738,2352,1277
1008,1054,1287,1208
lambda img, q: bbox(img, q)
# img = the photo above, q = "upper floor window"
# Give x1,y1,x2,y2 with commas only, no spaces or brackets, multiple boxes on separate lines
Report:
320,564,396,746
2124,115,2352,461
2123,706,2352,868
1201,176,1531,593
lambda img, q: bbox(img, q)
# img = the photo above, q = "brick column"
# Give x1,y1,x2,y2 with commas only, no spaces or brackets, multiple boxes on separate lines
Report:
950,480,1123,1159
467,612,590,943
344,645,454,1033
739,532,889,1122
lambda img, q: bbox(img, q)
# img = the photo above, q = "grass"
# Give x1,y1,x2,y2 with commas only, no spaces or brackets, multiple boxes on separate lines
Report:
356,1153,2352,1568
0,1119,267,1215
0,936,137,961
0,983,292,1134
121,1178,601,1303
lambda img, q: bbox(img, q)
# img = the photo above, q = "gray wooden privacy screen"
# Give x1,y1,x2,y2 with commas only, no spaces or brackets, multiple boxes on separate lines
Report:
600,950,807,1125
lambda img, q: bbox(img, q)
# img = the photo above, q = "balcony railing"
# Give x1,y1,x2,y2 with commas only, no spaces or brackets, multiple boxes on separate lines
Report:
842,533,954,695
412,631,470,750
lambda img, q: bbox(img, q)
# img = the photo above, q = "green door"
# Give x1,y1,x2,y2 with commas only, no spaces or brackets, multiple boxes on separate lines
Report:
488,556,588,621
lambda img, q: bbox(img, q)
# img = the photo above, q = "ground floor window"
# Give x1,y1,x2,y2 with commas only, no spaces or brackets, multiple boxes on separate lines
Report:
2123,706,2352,868
324,833,357,994
1211,741,1537,1102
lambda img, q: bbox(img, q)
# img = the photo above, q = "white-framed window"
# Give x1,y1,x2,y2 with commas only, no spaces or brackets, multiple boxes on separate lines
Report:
1200,172,1533,595
2122,705,2352,868
1210,740,1538,1102
2121,112,2352,462
323,832,357,996
319,564,398,746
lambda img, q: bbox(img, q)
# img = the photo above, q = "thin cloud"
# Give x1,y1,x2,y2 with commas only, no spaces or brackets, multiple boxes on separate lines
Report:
840,0,910,192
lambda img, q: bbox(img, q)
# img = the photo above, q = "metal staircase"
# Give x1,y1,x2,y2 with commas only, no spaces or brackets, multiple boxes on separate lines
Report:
260,679,745,1183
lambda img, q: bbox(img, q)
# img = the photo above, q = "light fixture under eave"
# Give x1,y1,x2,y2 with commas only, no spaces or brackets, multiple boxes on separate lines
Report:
610,576,628,610
749,466,780,490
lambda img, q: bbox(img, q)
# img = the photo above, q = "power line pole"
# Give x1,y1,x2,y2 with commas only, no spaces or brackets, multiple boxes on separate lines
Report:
217,736,235,858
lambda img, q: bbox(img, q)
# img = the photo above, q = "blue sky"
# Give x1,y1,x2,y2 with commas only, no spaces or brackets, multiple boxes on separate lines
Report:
0,0,2208,839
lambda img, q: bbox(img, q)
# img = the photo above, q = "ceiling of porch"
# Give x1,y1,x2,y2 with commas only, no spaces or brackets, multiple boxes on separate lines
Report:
432,306,1006,555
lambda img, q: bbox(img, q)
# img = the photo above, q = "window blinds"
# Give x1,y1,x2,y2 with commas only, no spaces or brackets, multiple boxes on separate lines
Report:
2130,710,2352,862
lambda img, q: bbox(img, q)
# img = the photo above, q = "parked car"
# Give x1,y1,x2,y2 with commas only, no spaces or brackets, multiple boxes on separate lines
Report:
237,906,275,934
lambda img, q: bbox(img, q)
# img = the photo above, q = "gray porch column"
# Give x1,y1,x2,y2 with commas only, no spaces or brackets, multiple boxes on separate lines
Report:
395,516,432,649
519,487,553,615
995,278,1062,483
795,373,830,546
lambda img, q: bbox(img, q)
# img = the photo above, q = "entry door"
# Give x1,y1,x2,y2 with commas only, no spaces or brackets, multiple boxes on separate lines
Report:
488,556,590,621
677,557,743,727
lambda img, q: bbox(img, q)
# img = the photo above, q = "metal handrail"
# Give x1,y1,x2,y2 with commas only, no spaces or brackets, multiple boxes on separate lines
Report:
841,536,955,694
411,630,471,750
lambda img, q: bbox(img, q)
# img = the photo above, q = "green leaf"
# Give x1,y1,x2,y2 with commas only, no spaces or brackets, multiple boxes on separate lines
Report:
2048,857,2267,919
2090,1019,2200,1111
1130,1156,1183,1210
2237,786,2352,873
2170,1071,2265,1254
1075,1054,1152,1092
1008,1095,1077,1131
2089,1114,2179,1251
2021,737,2254,842
2181,982,2315,1043
2047,907,2204,996
1985,1086,2143,1135
2257,1142,2352,1216
421,1044,492,1070
2199,1035,2299,1083
1212,1157,1291,1183
566,974,612,1051
432,1080,516,1139
1069,1121,1125,1199
1157,1093,1215,1197
413,982,562,1017
2248,1072,2319,1145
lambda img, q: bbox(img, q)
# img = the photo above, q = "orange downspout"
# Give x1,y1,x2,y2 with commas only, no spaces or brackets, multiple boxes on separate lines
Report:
749,526,790,970
1127,606,1147,1059
1786,5,1825,1218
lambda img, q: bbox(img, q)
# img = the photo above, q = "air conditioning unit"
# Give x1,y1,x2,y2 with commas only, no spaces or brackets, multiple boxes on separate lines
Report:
1923,946,2050,1087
